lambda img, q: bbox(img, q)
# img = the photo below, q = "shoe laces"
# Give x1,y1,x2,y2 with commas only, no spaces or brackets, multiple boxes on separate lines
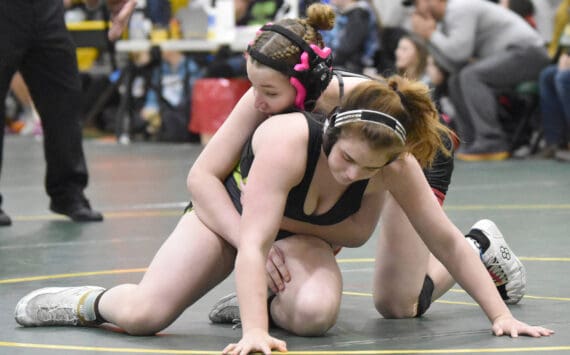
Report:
485,256,509,286
36,304,76,323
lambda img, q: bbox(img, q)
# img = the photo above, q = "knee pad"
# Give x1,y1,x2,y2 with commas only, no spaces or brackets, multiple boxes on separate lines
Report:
415,275,434,317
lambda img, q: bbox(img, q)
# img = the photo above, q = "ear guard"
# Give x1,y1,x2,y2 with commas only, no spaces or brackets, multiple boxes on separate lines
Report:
247,24,333,111
322,109,407,156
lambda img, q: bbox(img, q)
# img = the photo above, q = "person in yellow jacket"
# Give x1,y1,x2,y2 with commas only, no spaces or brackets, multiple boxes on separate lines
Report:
548,0,570,58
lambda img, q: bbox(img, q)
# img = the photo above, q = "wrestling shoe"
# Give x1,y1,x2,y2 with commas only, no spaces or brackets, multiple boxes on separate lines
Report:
466,219,526,304
15,286,105,327
209,292,241,325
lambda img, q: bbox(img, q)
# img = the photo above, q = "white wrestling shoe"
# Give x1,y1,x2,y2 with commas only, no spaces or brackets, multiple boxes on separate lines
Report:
208,292,241,326
15,286,105,327
467,219,526,304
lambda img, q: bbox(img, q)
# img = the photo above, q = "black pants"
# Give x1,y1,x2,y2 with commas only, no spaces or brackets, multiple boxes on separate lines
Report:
0,0,88,206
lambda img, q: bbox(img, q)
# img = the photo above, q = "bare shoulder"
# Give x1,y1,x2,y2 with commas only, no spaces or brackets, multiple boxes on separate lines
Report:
359,154,416,196
380,154,424,183
363,155,412,194
250,112,310,186
253,112,310,148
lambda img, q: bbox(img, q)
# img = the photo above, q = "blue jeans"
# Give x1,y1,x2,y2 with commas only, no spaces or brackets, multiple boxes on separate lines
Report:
539,65,570,146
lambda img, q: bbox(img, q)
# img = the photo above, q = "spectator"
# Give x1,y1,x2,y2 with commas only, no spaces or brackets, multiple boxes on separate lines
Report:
409,0,550,161
426,54,457,133
8,72,43,138
394,33,429,82
500,0,537,28
323,0,381,73
146,0,171,28
139,50,204,142
0,0,135,226
548,0,570,58
537,1,570,161
235,0,284,26
530,0,562,43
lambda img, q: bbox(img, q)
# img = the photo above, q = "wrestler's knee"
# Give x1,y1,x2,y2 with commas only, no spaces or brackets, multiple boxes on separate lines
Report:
374,276,434,319
117,299,178,336
279,292,339,336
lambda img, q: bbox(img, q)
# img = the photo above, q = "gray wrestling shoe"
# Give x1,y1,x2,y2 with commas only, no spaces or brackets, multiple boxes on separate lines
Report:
209,292,241,326
15,286,105,327
467,219,526,304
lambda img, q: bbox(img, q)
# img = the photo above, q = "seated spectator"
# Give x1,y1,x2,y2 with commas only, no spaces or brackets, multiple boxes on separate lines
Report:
409,0,550,161
200,0,285,78
548,0,570,59
236,0,284,26
392,33,458,144
146,0,172,28
323,0,380,73
139,50,204,142
500,0,536,28
537,0,570,162
394,33,429,82
426,54,457,132
7,72,42,138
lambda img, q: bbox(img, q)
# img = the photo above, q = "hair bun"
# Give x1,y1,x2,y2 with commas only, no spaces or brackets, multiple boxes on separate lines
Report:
388,80,399,92
305,3,335,31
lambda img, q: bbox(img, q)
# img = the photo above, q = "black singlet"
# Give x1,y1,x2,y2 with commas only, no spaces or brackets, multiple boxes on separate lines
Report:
224,112,369,238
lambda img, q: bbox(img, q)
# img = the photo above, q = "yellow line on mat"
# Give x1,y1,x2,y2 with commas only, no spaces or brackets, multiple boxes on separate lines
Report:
444,204,570,211
3,269,567,303
12,210,182,222
336,257,570,263
9,202,570,222
0,268,147,284
1,341,570,354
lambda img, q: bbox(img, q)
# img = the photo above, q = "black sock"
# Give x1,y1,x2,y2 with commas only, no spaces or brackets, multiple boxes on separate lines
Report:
466,228,490,253
93,290,108,324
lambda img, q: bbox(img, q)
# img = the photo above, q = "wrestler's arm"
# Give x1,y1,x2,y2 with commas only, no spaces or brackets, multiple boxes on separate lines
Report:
226,114,308,354
385,154,552,337
187,88,267,248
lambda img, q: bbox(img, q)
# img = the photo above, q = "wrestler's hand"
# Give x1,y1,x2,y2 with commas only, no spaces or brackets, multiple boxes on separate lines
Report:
266,244,290,293
491,314,554,338
223,328,287,355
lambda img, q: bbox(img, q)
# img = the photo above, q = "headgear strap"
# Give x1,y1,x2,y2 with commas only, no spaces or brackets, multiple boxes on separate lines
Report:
330,109,407,145
247,23,333,111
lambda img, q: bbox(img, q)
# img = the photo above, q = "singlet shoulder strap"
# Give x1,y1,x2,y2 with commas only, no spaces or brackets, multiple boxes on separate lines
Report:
332,69,386,101
333,70,345,101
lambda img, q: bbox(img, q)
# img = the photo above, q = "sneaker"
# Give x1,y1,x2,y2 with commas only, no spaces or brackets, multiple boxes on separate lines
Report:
554,149,570,162
467,219,526,304
209,292,240,325
15,286,105,327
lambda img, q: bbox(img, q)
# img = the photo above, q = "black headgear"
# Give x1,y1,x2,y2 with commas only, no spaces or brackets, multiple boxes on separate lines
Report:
247,24,333,111
322,109,407,156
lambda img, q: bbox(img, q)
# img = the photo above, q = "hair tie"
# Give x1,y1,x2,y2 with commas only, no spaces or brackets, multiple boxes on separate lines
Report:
392,85,408,109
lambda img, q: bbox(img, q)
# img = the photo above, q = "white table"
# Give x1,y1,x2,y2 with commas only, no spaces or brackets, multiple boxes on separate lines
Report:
115,26,257,54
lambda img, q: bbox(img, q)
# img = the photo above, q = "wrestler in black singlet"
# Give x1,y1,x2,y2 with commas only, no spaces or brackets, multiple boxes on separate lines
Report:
224,112,369,239
333,70,454,202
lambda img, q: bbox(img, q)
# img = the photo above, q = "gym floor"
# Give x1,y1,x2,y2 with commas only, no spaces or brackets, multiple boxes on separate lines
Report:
0,135,568,355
